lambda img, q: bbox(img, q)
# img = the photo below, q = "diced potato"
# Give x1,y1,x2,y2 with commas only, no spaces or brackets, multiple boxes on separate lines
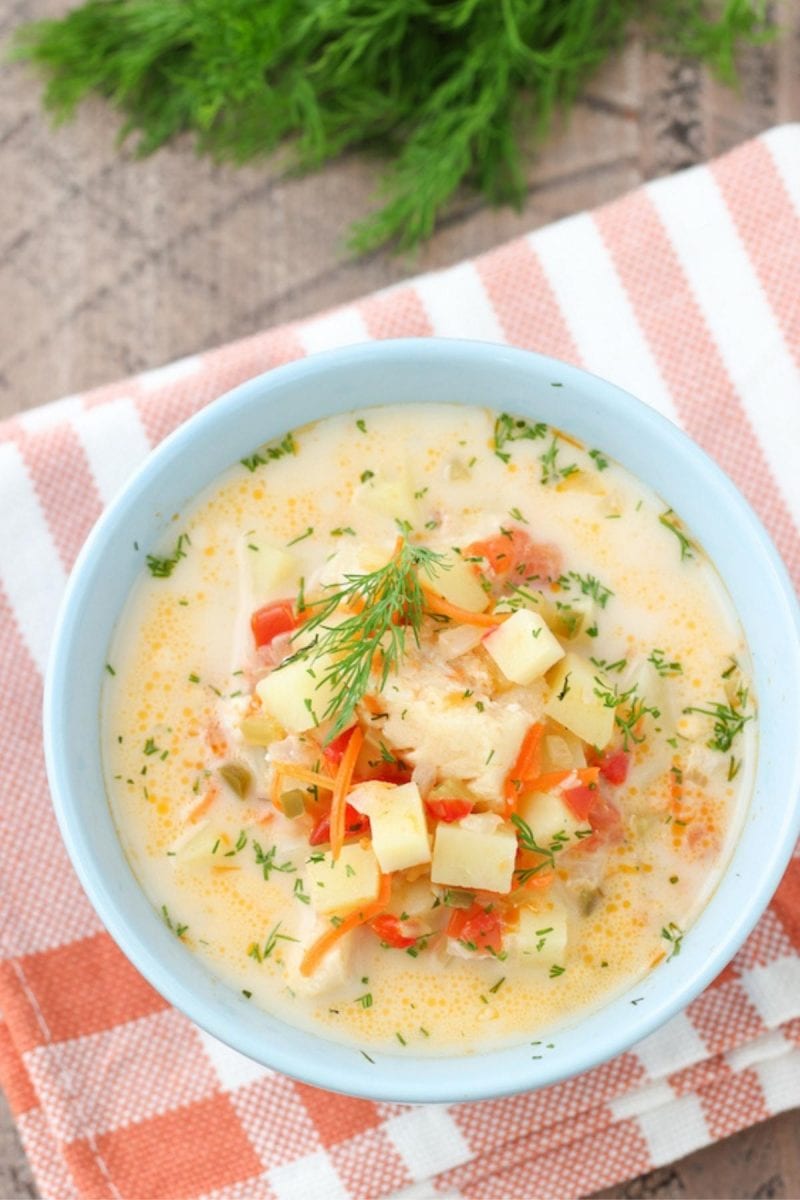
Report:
238,711,285,747
517,790,589,847
544,653,615,749
431,815,517,894
483,609,564,686
426,554,489,613
305,843,381,915
506,903,568,969
348,781,431,873
256,655,336,734
248,540,297,602
177,824,227,864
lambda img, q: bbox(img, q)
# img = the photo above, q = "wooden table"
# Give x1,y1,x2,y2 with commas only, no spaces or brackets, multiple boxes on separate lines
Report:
1,3,798,1196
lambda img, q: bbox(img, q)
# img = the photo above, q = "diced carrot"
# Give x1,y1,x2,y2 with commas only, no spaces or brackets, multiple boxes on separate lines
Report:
300,873,392,976
503,722,544,815
330,726,365,861
421,586,507,627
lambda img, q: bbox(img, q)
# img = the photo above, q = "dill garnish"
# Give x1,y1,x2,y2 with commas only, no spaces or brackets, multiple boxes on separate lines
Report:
146,532,190,578
493,413,548,464
661,922,684,960
283,539,448,739
648,648,683,676
659,509,696,561
539,437,578,486
240,432,296,472
684,686,752,753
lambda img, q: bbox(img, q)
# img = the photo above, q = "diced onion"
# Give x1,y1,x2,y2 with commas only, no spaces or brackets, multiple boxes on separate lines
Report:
436,625,484,661
411,760,437,798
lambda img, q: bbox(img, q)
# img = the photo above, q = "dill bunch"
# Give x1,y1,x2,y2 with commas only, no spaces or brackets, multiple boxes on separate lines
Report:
12,0,771,253
286,539,448,739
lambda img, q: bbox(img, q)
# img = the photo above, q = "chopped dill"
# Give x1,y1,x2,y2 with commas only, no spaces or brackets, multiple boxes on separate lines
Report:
281,539,448,739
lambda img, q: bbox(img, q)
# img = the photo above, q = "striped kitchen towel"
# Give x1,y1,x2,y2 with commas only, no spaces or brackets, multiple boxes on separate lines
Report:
0,125,799,1200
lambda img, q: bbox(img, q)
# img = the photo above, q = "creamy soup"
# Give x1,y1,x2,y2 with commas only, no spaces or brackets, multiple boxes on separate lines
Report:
103,404,755,1055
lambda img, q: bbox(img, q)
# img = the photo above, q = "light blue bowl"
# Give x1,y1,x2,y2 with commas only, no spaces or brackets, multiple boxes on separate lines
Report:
44,339,800,1103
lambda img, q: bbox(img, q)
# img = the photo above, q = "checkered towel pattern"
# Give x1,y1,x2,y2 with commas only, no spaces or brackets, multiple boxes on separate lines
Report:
1,126,799,1200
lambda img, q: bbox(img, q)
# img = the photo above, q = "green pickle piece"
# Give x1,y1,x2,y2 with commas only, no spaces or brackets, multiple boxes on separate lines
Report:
219,761,253,798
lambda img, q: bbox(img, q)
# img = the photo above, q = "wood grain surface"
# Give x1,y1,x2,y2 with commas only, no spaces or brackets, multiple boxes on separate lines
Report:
1,2,799,1197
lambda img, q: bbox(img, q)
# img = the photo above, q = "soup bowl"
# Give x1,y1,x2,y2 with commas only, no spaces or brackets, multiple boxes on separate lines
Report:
44,338,800,1103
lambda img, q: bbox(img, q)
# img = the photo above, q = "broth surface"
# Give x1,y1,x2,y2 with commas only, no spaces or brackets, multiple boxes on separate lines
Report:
103,404,755,1055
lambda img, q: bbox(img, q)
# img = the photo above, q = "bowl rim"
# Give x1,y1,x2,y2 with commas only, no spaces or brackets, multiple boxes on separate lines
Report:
44,337,800,1104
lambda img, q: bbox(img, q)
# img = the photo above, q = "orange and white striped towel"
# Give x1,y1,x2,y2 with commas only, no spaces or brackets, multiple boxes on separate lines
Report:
1,125,799,1200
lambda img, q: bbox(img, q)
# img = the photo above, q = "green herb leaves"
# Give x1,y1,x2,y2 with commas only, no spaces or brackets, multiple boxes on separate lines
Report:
684,686,753,753
659,509,696,562
241,433,296,473
15,2,768,252
284,539,448,739
146,532,190,578
493,414,547,463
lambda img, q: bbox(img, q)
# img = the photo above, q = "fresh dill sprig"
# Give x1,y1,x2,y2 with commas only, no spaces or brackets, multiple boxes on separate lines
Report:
592,677,660,749
283,540,448,740
14,2,770,254
684,686,752,753
511,814,575,881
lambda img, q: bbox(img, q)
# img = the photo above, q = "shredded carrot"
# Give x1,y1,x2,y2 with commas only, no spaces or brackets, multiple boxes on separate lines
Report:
552,427,584,450
205,720,228,758
269,767,283,809
503,722,544,815
421,586,507,627
330,727,365,860
524,766,600,793
271,763,337,792
188,783,218,823
300,873,392,977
